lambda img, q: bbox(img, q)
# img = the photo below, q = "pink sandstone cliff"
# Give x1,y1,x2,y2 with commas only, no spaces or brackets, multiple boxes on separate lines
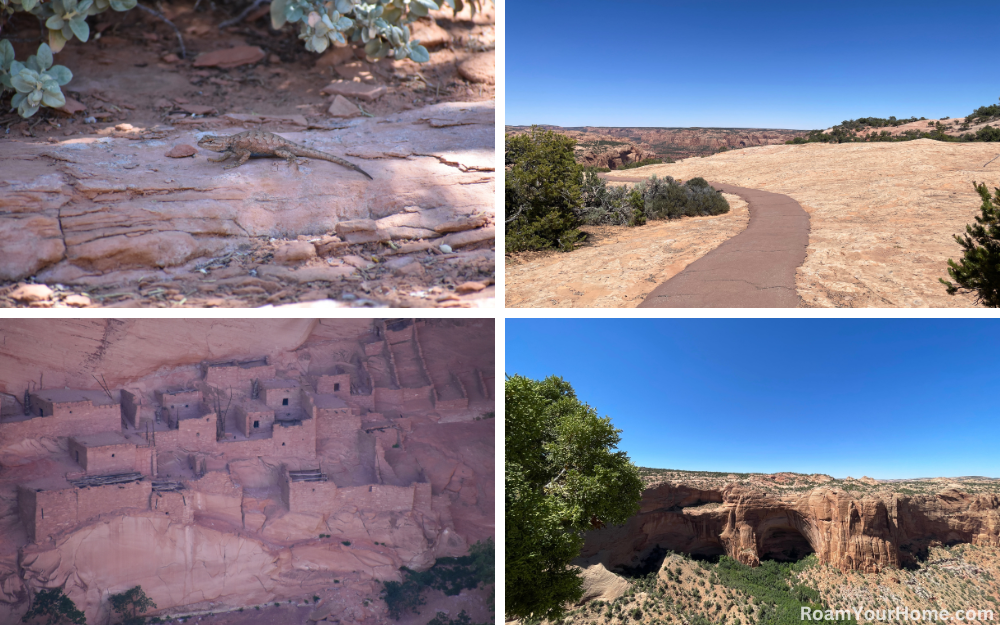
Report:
577,482,1000,574
0,318,495,624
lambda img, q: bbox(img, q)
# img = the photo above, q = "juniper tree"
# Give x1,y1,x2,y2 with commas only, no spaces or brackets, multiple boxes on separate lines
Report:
941,182,1000,306
505,128,584,252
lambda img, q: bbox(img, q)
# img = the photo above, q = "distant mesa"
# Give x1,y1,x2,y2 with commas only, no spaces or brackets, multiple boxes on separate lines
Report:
505,125,810,166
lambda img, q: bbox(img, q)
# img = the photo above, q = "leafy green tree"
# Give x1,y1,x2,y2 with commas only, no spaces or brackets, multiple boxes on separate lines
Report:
505,127,584,252
941,182,1000,306
469,538,495,608
505,375,644,621
21,587,86,625
108,586,156,625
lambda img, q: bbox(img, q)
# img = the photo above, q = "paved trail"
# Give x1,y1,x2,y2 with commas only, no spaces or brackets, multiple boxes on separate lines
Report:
609,179,810,307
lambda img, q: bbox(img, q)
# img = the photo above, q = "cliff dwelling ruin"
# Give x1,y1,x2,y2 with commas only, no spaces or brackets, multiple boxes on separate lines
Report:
0,318,495,624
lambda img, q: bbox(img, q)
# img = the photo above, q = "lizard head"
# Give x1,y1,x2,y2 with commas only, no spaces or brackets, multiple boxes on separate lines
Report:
197,135,228,152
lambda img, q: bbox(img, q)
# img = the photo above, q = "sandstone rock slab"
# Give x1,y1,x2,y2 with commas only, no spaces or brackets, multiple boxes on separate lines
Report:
0,101,494,286
193,45,266,69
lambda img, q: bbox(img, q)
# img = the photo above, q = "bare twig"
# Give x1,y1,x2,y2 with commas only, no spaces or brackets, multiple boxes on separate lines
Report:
984,154,1000,168
219,0,270,29
135,3,186,59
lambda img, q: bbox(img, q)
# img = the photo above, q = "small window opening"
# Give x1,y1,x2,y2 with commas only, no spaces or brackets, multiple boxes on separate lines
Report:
196,432,200,437
76,451,80,463
185,404,189,408
334,383,340,391
253,420,260,429
39,408,43,416
111,453,115,458
282,442,286,446
41,508,44,519
282,398,289,406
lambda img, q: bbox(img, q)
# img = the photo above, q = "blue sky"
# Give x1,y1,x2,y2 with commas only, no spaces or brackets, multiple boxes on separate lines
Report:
505,1,1000,129
505,319,1000,479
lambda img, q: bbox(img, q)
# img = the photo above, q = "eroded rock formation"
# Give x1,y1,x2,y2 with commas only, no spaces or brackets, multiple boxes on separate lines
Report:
577,482,1000,574
575,143,657,170
506,125,809,161
0,319,495,624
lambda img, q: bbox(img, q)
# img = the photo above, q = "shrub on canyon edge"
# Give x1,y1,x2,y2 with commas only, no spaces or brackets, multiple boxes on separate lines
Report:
941,182,1000,306
580,174,729,226
505,127,584,252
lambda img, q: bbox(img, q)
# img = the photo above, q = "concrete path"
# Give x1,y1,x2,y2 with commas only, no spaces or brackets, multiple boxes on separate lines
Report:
616,180,809,307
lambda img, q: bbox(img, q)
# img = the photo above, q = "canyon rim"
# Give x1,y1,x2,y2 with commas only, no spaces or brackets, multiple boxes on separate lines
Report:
0,318,495,624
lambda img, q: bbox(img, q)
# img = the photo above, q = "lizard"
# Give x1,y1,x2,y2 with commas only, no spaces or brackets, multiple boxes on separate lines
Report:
197,129,373,180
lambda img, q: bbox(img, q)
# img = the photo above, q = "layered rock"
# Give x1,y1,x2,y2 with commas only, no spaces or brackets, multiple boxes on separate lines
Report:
506,125,809,161
577,482,1000,574
0,319,495,624
575,143,657,170
0,102,494,283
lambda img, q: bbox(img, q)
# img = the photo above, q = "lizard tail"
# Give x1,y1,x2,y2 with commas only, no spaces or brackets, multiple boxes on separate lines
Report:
354,164,374,181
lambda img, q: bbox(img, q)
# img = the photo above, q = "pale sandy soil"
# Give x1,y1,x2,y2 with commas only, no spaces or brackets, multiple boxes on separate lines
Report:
505,194,748,307
607,139,1000,307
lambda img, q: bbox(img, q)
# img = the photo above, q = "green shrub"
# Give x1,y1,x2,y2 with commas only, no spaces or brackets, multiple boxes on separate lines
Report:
382,540,493,620
505,127,584,252
941,182,1000,306
0,41,72,118
268,0,490,61
108,586,156,625
967,99,1000,125
627,189,646,227
2,0,471,119
975,125,1000,142
21,587,86,625
426,610,489,625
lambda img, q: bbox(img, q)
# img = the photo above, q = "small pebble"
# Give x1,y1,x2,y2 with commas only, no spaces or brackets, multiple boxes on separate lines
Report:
83,116,96,124
439,244,452,253
341,293,357,301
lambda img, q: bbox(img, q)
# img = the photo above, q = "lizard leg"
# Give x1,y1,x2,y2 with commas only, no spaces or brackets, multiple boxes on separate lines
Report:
273,148,301,171
223,150,253,170
208,151,234,163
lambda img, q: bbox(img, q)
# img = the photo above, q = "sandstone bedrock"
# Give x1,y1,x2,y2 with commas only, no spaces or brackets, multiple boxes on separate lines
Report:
0,318,495,624
579,472,1000,575
0,101,494,285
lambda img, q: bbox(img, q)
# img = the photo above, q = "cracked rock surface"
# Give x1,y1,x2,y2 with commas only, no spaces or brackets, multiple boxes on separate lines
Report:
0,101,493,306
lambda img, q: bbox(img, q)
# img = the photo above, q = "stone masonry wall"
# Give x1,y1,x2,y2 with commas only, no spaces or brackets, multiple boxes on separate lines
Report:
19,480,152,543
317,374,351,399
204,364,276,396
0,409,120,450
68,439,137,475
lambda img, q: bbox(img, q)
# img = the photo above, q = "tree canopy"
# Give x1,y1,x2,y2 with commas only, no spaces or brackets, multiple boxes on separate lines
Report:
108,586,156,625
21,587,86,625
505,374,643,621
941,182,1000,306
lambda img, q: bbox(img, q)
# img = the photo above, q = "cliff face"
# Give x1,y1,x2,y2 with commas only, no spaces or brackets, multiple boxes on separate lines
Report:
506,125,809,161
0,319,495,624
575,143,657,170
578,483,1000,574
